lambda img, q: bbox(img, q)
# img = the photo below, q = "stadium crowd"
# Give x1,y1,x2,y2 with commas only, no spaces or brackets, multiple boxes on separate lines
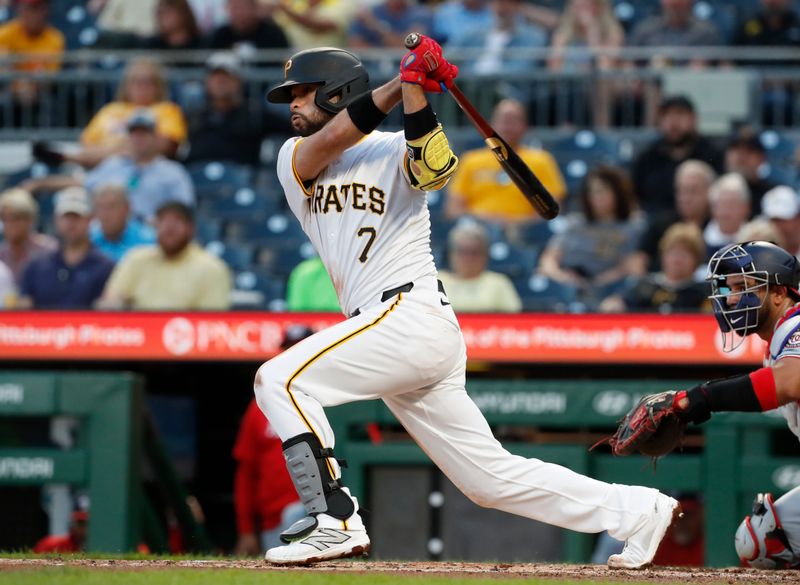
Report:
0,0,797,314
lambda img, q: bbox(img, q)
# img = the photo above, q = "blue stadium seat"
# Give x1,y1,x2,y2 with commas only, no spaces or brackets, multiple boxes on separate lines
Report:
513,220,556,250
188,161,254,199
2,162,59,191
513,274,581,313
693,1,738,44
194,217,222,245
545,131,622,194
487,242,539,280
231,270,286,310
228,213,308,246
759,131,798,170
201,187,279,221
759,162,798,188
205,241,254,271
613,0,658,31
256,241,317,277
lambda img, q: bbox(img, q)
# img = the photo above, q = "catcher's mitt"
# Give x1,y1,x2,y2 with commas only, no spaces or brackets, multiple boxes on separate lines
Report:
607,391,687,457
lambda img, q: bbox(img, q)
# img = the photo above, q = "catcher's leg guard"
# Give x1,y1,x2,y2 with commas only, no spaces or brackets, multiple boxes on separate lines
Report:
735,492,797,569
280,433,354,542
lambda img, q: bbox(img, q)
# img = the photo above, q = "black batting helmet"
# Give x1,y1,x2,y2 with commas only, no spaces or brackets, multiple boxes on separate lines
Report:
267,47,370,114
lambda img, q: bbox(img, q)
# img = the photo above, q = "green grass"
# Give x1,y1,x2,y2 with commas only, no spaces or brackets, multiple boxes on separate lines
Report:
0,569,692,585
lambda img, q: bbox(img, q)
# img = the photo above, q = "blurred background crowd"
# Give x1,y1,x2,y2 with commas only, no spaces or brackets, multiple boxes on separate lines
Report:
0,0,797,315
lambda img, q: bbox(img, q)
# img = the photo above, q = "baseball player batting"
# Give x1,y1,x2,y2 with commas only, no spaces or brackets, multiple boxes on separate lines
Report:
609,241,800,569
256,35,680,567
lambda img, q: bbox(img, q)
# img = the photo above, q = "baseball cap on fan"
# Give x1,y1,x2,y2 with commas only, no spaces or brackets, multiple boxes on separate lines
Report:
762,185,800,220
206,51,242,78
54,187,92,217
126,109,156,132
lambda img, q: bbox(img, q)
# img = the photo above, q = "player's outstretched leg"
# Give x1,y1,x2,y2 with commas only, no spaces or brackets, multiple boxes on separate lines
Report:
261,433,370,565
606,493,682,569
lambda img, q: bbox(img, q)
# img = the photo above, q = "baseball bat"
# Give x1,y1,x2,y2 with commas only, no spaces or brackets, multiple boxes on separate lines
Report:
403,33,560,220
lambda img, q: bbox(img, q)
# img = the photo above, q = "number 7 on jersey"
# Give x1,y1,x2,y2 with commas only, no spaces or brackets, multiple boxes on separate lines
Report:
357,227,376,263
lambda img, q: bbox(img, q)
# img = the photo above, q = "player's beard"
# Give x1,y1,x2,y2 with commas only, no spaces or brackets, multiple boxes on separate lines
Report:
292,110,333,137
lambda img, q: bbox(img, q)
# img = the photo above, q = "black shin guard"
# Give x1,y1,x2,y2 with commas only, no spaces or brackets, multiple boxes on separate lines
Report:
282,432,354,520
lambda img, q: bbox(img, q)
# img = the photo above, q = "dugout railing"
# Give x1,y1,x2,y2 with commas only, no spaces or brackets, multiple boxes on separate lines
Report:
328,379,797,567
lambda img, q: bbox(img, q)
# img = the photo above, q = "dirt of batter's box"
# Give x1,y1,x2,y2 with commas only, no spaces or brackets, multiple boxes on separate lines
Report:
0,558,796,583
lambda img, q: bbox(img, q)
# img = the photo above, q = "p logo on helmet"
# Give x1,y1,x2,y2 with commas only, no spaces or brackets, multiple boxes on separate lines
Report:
284,59,293,79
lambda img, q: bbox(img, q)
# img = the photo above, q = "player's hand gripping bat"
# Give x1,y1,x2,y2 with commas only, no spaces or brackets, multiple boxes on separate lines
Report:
403,32,560,220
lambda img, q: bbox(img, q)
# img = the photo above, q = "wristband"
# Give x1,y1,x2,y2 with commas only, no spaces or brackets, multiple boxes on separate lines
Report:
404,103,438,141
346,91,387,135
682,372,766,424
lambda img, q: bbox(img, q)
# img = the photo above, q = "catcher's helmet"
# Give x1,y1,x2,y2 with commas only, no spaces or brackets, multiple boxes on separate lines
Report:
267,47,369,114
706,241,800,351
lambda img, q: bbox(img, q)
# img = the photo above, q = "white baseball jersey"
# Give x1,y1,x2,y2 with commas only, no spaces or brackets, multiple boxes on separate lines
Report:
276,131,437,317
769,304,800,439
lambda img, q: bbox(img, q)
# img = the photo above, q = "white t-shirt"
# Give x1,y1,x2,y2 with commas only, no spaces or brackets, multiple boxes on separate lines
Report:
276,131,438,317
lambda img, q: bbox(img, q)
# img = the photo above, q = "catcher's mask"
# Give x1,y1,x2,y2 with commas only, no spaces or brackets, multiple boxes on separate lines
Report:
266,47,370,114
706,241,800,352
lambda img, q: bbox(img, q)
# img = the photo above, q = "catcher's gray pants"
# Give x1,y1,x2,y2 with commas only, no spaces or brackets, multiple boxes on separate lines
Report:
254,277,661,539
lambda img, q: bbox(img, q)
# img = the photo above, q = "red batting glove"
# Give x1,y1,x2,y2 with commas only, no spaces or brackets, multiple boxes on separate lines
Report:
400,34,457,93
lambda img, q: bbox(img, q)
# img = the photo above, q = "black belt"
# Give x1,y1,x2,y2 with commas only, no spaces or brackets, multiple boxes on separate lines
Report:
349,280,446,318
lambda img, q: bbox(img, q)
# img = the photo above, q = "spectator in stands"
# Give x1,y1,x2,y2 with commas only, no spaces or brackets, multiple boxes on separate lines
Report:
90,183,156,263
233,324,311,555
760,185,800,259
628,0,723,54
19,188,114,309
438,221,521,312
724,130,774,214
734,0,800,47
632,95,723,216
27,110,196,222
0,187,57,284
446,99,565,224
185,52,289,167
538,165,642,296
98,202,231,310
548,0,624,127
210,0,288,51
630,159,714,275
0,259,17,308
34,58,187,168
286,256,340,312
601,223,709,313
548,0,623,72
704,173,751,256
348,0,432,48
142,0,204,51
0,0,65,126
271,0,355,49
737,217,786,250
431,0,492,44
447,0,548,80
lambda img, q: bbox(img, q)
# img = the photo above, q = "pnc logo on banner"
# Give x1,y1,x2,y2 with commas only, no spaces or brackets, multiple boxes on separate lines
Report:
162,317,196,356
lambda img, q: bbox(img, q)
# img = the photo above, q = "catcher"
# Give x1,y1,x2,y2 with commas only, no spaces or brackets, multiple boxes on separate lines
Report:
608,240,800,569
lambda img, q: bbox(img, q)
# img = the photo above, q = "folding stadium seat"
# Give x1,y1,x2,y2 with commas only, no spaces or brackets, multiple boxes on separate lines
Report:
231,270,286,310
205,241,255,272
487,242,539,280
201,187,279,222
759,131,798,170
513,273,582,313
511,220,555,250
255,241,316,278
612,0,658,32
227,213,308,247
692,1,738,44
188,161,254,200
194,217,223,245
545,131,622,194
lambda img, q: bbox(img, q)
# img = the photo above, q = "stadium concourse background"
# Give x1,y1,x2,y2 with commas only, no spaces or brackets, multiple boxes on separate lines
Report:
0,0,799,566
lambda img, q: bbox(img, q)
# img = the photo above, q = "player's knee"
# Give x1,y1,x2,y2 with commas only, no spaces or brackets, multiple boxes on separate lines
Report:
735,492,796,569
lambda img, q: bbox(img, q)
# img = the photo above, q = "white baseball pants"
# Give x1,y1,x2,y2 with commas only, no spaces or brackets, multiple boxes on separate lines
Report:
254,276,660,540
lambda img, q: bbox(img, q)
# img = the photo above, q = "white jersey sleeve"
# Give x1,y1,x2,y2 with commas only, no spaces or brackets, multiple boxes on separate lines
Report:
771,310,800,440
276,137,314,223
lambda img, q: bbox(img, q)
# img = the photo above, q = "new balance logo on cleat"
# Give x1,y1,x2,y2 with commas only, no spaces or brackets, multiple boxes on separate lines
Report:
301,528,352,551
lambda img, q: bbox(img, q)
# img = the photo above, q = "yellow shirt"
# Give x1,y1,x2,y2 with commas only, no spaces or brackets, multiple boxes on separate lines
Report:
448,146,566,221
0,20,64,72
273,0,355,49
438,270,522,313
104,243,232,310
81,101,188,147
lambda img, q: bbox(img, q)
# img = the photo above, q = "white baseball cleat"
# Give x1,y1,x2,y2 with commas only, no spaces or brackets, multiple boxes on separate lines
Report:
265,513,370,566
607,493,682,570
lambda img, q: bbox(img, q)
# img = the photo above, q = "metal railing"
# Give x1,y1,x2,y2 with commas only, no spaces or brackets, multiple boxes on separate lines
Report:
0,46,798,138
